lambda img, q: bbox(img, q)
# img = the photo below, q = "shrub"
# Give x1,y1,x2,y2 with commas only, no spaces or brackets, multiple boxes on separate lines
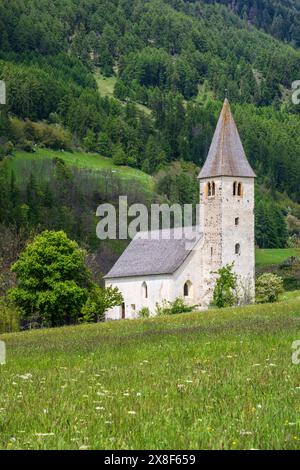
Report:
156,298,196,316
81,285,123,323
138,307,150,318
20,139,34,152
256,273,284,303
0,299,19,333
112,145,127,165
287,235,300,248
212,263,238,308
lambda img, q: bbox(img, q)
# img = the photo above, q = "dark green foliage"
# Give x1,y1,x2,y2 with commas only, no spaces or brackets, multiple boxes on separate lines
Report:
0,298,19,333
255,196,288,248
0,0,300,254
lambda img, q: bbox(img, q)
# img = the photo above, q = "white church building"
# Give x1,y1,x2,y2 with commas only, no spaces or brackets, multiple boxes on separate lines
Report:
105,99,256,320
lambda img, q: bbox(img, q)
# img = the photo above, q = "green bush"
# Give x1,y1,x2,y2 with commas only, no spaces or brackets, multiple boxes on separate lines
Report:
112,145,127,165
0,299,20,333
256,273,284,303
212,264,238,308
156,298,196,316
138,307,150,318
81,286,123,323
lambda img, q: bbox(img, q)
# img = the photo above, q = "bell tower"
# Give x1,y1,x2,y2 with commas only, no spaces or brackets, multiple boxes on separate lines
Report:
198,99,256,305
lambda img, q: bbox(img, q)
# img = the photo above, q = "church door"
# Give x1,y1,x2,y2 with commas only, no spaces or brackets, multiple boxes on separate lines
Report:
121,302,126,319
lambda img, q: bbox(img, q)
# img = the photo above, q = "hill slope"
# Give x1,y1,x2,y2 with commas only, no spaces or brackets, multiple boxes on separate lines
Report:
1,298,300,449
1,0,300,257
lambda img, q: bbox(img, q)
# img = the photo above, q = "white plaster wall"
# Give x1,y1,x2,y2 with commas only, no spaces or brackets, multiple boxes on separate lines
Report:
105,275,173,320
172,237,205,307
105,236,206,320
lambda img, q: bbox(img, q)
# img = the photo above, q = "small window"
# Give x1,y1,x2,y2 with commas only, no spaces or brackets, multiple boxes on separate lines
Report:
131,304,136,311
211,182,215,196
233,181,237,196
184,280,193,297
235,217,239,226
207,181,215,197
211,247,214,257
235,243,241,255
142,282,148,299
233,182,243,197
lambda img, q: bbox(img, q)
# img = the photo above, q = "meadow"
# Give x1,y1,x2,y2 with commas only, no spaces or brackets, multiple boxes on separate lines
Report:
1,296,300,450
7,149,154,193
255,248,300,267
95,70,152,116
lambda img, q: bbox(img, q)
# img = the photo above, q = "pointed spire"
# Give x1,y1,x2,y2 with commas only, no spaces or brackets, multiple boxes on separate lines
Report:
198,99,256,179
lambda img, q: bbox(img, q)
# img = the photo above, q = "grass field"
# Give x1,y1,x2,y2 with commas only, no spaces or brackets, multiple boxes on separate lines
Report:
95,71,117,99
8,149,154,193
1,298,300,450
256,248,300,267
95,70,152,115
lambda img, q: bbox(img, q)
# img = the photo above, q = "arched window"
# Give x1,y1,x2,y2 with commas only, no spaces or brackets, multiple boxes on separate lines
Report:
233,182,243,197
184,280,193,297
211,181,216,196
142,282,148,299
207,181,215,197
233,181,237,196
235,243,241,255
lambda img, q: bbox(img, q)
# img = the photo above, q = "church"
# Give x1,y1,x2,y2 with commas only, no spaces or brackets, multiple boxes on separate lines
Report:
105,99,256,320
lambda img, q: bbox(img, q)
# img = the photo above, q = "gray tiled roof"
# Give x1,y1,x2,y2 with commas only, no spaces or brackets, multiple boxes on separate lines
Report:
198,99,256,179
104,227,202,279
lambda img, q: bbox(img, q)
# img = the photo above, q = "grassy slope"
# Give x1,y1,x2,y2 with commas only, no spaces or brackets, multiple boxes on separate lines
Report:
8,149,154,193
1,299,300,450
255,248,300,267
95,70,152,115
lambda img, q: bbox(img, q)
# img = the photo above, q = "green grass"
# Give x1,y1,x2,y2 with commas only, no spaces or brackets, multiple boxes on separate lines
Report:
1,299,300,450
95,70,152,115
8,148,154,193
95,71,117,99
256,248,300,267
279,290,300,302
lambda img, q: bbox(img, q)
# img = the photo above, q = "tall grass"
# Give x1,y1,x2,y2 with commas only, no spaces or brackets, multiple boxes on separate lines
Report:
1,299,300,449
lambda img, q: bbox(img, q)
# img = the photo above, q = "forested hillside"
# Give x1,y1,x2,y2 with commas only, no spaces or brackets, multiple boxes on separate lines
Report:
201,0,300,46
1,0,300,271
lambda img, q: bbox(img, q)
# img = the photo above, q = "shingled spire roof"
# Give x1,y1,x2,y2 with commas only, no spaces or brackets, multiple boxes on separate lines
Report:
198,99,256,179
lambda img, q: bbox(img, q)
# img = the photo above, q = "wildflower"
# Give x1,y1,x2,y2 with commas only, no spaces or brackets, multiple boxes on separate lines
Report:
18,373,32,380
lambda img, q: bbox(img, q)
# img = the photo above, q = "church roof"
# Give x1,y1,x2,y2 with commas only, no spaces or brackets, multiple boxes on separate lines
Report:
198,99,256,179
104,227,202,279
